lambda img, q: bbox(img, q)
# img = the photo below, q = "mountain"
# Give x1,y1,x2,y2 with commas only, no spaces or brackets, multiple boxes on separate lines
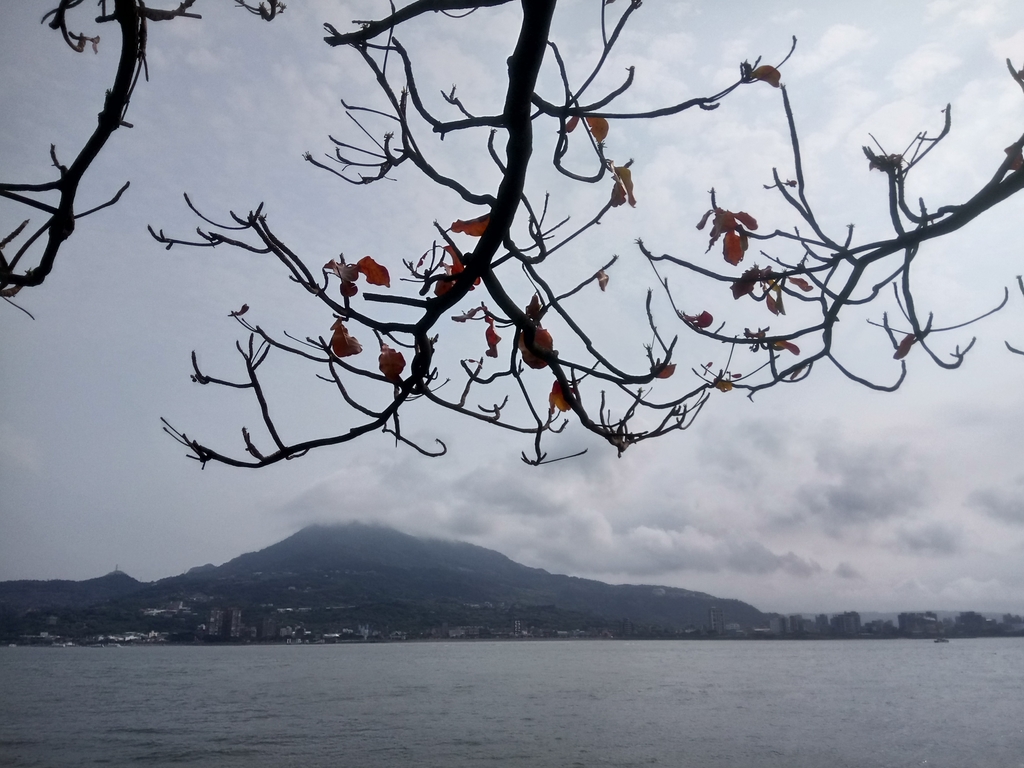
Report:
0,570,144,612
166,523,766,629
0,523,767,639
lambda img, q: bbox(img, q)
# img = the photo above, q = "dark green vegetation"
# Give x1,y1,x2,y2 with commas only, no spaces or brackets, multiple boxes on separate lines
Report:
0,523,764,642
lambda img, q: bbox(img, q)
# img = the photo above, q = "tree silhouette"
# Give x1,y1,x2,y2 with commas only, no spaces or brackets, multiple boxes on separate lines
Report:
9,1,1024,468
0,0,279,312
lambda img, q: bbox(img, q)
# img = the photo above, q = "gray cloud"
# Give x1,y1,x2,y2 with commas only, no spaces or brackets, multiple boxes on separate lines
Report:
895,523,962,556
834,562,862,580
548,525,825,580
968,484,1024,525
792,444,925,535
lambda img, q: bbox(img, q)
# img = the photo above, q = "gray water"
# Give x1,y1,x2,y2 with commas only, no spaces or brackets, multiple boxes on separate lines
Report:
1,639,1022,767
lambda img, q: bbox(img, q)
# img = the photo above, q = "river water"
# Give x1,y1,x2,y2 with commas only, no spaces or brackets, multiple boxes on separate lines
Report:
2,638,1022,767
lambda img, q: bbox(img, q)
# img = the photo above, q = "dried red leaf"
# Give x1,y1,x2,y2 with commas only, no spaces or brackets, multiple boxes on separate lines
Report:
894,333,917,360
566,115,580,133
330,319,362,358
731,266,772,300
340,280,359,298
451,214,490,237
596,269,609,291
519,327,553,369
525,294,543,322
683,310,714,329
452,306,485,323
868,153,904,172
324,259,360,282
610,181,627,207
789,277,813,292
379,344,406,382
356,256,391,287
448,245,479,285
750,65,781,87
614,166,636,207
485,317,501,358
549,380,571,413
586,116,609,142
732,277,758,300
733,211,758,231
774,340,800,355
229,304,249,317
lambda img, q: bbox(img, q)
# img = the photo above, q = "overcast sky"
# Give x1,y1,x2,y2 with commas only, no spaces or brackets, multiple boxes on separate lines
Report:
2,0,1024,616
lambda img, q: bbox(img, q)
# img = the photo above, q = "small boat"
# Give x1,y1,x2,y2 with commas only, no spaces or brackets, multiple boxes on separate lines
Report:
934,637,949,643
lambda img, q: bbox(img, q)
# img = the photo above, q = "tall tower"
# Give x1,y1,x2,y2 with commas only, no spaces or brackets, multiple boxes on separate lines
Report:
708,605,725,634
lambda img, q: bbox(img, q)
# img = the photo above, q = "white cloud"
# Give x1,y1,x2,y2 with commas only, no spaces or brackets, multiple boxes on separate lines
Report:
887,43,962,93
791,24,876,77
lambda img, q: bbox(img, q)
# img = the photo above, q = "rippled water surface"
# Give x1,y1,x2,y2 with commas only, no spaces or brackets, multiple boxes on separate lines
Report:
2,639,1023,767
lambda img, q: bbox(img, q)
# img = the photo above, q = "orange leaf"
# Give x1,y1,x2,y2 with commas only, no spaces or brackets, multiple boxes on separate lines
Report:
596,269,609,291
655,363,676,379
378,344,406,382
565,115,580,133
585,116,609,142
723,231,744,265
446,245,463,274
434,247,479,296
751,65,781,87
714,378,734,392
549,380,571,412
519,327,553,369
485,317,501,358
451,214,490,237
356,256,391,287
894,333,917,360
330,320,362,358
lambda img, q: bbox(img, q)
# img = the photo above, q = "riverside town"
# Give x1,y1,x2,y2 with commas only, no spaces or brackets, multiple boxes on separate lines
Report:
8,600,1024,647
